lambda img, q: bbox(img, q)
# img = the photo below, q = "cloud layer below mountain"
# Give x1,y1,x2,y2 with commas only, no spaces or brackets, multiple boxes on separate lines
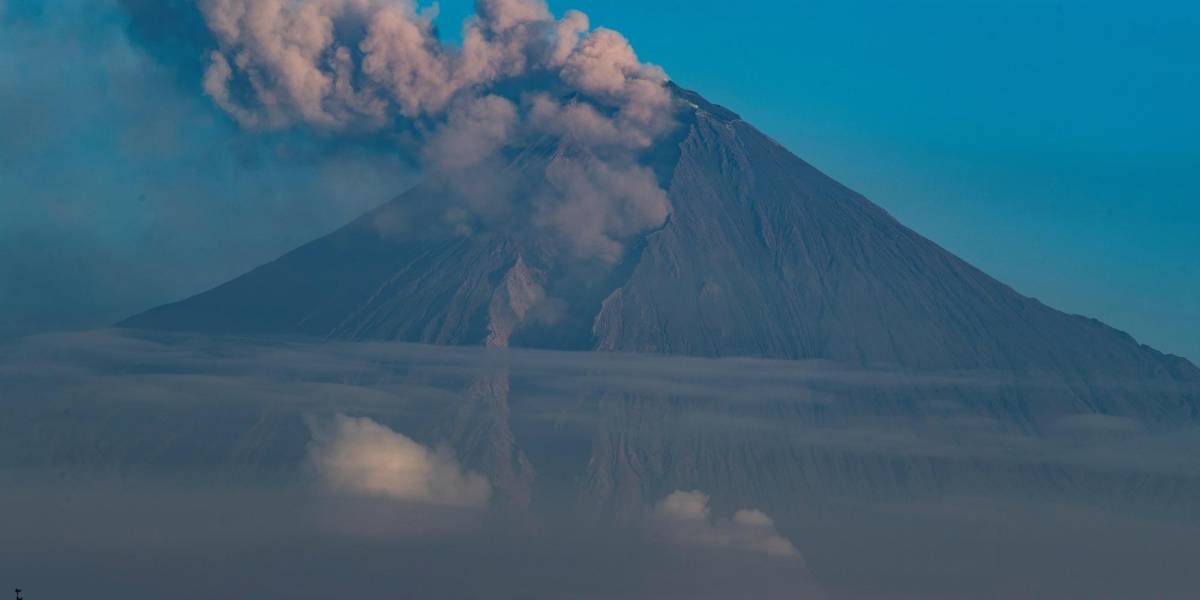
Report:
2,330,1199,599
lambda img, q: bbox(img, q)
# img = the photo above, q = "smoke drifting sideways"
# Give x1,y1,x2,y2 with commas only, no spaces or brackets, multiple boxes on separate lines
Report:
192,0,678,261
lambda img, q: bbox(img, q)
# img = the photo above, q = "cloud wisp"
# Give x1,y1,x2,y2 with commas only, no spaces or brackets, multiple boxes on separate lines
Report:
653,490,800,558
307,414,491,508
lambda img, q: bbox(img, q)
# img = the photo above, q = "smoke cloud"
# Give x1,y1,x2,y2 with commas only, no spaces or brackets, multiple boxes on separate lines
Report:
308,414,492,508
0,0,677,338
193,0,679,261
195,0,670,130
653,490,800,558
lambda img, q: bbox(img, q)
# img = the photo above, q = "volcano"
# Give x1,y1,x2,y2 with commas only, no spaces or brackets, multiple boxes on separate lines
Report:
122,86,1197,380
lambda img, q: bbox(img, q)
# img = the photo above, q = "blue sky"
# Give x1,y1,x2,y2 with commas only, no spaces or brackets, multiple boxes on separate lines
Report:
1,0,1196,361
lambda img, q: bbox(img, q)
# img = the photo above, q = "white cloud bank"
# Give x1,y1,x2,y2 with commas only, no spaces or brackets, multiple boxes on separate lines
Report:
307,414,491,508
653,490,799,558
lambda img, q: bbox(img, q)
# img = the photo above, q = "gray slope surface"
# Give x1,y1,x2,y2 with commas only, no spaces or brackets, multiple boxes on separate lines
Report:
122,88,1198,380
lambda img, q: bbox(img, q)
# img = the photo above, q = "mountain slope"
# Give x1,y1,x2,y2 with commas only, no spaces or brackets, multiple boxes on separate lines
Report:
122,87,1198,380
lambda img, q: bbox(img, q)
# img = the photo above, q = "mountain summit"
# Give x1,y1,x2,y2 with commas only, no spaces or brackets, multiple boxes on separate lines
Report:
123,86,1197,380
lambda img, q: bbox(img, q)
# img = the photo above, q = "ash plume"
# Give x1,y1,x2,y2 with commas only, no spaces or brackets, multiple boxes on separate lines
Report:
192,0,679,261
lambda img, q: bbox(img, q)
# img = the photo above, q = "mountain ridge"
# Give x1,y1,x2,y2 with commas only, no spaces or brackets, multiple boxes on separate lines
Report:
121,86,1198,381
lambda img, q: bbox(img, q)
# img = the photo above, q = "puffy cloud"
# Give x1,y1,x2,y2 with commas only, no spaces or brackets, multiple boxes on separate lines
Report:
653,490,800,558
561,27,650,97
358,1,457,119
308,414,492,508
550,10,589,66
198,0,350,127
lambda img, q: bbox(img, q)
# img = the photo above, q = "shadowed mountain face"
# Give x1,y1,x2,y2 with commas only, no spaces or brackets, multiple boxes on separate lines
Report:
122,87,1197,380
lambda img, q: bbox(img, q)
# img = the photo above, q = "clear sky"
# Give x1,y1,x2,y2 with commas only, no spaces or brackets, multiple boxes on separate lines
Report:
1,0,1197,361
